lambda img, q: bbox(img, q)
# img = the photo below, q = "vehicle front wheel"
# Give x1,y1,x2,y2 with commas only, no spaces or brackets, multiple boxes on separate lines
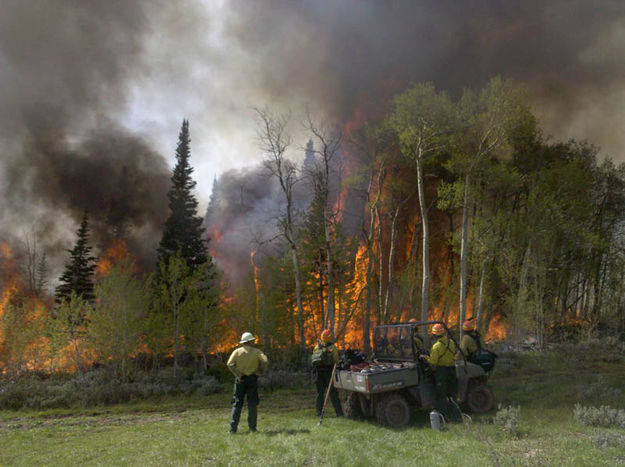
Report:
376,393,410,428
466,382,495,413
344,393,364,420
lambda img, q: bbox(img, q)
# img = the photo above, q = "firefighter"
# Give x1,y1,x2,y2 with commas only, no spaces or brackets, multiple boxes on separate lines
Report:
311,329,343,417
409,318,425,354
227,332,268,434
420,323,461,422
457,318,483,361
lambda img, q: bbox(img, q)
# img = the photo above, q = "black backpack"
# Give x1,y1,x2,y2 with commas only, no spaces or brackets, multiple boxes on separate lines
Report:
468,332,497,373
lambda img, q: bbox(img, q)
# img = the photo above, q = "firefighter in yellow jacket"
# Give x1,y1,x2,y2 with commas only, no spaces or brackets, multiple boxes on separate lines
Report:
420,323,461,422
457,318,483,361
311,329,343,417
227,332,268,434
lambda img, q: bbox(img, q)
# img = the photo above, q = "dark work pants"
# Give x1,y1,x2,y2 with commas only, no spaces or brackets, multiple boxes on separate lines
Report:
314,368,343,417
229,374,259,432
434,366,461,422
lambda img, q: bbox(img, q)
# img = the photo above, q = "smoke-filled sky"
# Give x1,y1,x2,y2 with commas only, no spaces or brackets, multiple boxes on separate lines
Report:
2,0,625,273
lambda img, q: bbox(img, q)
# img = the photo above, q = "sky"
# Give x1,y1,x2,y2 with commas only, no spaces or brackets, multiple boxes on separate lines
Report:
2,0,625,273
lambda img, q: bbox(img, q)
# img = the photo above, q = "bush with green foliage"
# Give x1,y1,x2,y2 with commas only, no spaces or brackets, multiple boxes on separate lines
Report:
0,369,219,410
259,370,308,391
576,376,623,404
574,404,625,429
206,362,232,383
493,404,521,437
592,430,625,450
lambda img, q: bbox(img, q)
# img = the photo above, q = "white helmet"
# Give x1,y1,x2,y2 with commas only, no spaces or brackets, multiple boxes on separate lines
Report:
240,332,256,344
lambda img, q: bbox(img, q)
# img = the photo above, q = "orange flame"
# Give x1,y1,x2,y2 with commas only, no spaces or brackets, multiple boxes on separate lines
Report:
96,239,131,278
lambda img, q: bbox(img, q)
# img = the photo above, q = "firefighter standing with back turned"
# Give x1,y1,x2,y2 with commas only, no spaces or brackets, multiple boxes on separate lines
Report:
420,323,461,422
227,332,268,434
312,329,343,417
457,317,483,361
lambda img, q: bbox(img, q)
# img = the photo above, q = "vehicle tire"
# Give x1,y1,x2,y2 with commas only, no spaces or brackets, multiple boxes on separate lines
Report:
466,382,494,413
344,393,364,420
375,393,411,428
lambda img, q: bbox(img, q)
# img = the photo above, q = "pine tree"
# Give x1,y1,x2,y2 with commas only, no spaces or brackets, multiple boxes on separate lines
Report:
302,139,317,176
157,119,208,269
55,213,97,305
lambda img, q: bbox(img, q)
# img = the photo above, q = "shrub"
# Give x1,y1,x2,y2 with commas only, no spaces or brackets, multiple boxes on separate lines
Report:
0,369,219,410
206,363,232,383
259,370,308,391
592,430,625,449
192,376,219,396
259,370,291,390
576,376,623,404
574,404,625,429
493,404,521,437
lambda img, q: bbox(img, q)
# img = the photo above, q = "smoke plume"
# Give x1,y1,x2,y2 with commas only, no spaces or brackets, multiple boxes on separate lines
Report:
3,0,625,283
0,1,184,274
225,1,625,157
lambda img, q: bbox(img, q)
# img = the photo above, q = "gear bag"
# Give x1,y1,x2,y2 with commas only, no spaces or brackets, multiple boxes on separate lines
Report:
468,333,497,372
311,344,334,367
470,350,497,372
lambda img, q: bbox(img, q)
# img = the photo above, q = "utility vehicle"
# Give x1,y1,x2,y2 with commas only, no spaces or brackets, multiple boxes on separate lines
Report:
334,321,495,428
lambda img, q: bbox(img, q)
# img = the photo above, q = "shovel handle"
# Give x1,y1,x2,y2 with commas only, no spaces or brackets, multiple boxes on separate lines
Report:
318,363,337,425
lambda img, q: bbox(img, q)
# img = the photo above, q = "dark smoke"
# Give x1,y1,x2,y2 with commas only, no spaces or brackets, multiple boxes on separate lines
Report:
3,0,625,284
203,166,299,284
227,0,625,158
203,0,625,283
0,1,179,275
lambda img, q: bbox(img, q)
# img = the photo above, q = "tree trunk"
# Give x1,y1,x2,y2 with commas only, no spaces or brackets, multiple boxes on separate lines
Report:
290,244,306,350
172,292,180,379
459,174,470,336
318,250,325,330
324,205,336,339
476,260,486,330
416,157,430,337
375,205,384,324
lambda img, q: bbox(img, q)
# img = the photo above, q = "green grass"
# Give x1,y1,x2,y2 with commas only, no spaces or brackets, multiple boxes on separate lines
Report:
2,355,625,466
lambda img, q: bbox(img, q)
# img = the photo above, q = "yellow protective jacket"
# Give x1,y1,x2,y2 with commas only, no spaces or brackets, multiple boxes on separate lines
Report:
426,336,456,367
313,342,339,364
456,332,482,360
227,345,268,378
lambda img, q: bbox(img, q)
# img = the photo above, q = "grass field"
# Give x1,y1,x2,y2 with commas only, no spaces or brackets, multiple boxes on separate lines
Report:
2,350,625,466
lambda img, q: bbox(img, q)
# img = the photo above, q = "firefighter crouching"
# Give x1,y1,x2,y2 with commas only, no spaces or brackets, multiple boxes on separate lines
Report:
227,332,268,434
312,329,343,417
420,323,461,422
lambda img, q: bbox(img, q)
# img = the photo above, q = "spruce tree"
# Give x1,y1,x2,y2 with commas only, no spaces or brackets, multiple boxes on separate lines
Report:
157,119,209,269
55,213,97,304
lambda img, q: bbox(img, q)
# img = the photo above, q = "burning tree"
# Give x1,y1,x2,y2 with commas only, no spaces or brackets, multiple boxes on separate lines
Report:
388,83,456,335
255,108,307,354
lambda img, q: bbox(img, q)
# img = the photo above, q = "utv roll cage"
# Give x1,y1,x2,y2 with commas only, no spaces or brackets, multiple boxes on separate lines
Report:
373,320,466,363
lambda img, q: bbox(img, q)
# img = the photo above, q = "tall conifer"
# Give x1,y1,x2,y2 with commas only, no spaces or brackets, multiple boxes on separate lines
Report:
55,212,97,304
157,119,209,269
